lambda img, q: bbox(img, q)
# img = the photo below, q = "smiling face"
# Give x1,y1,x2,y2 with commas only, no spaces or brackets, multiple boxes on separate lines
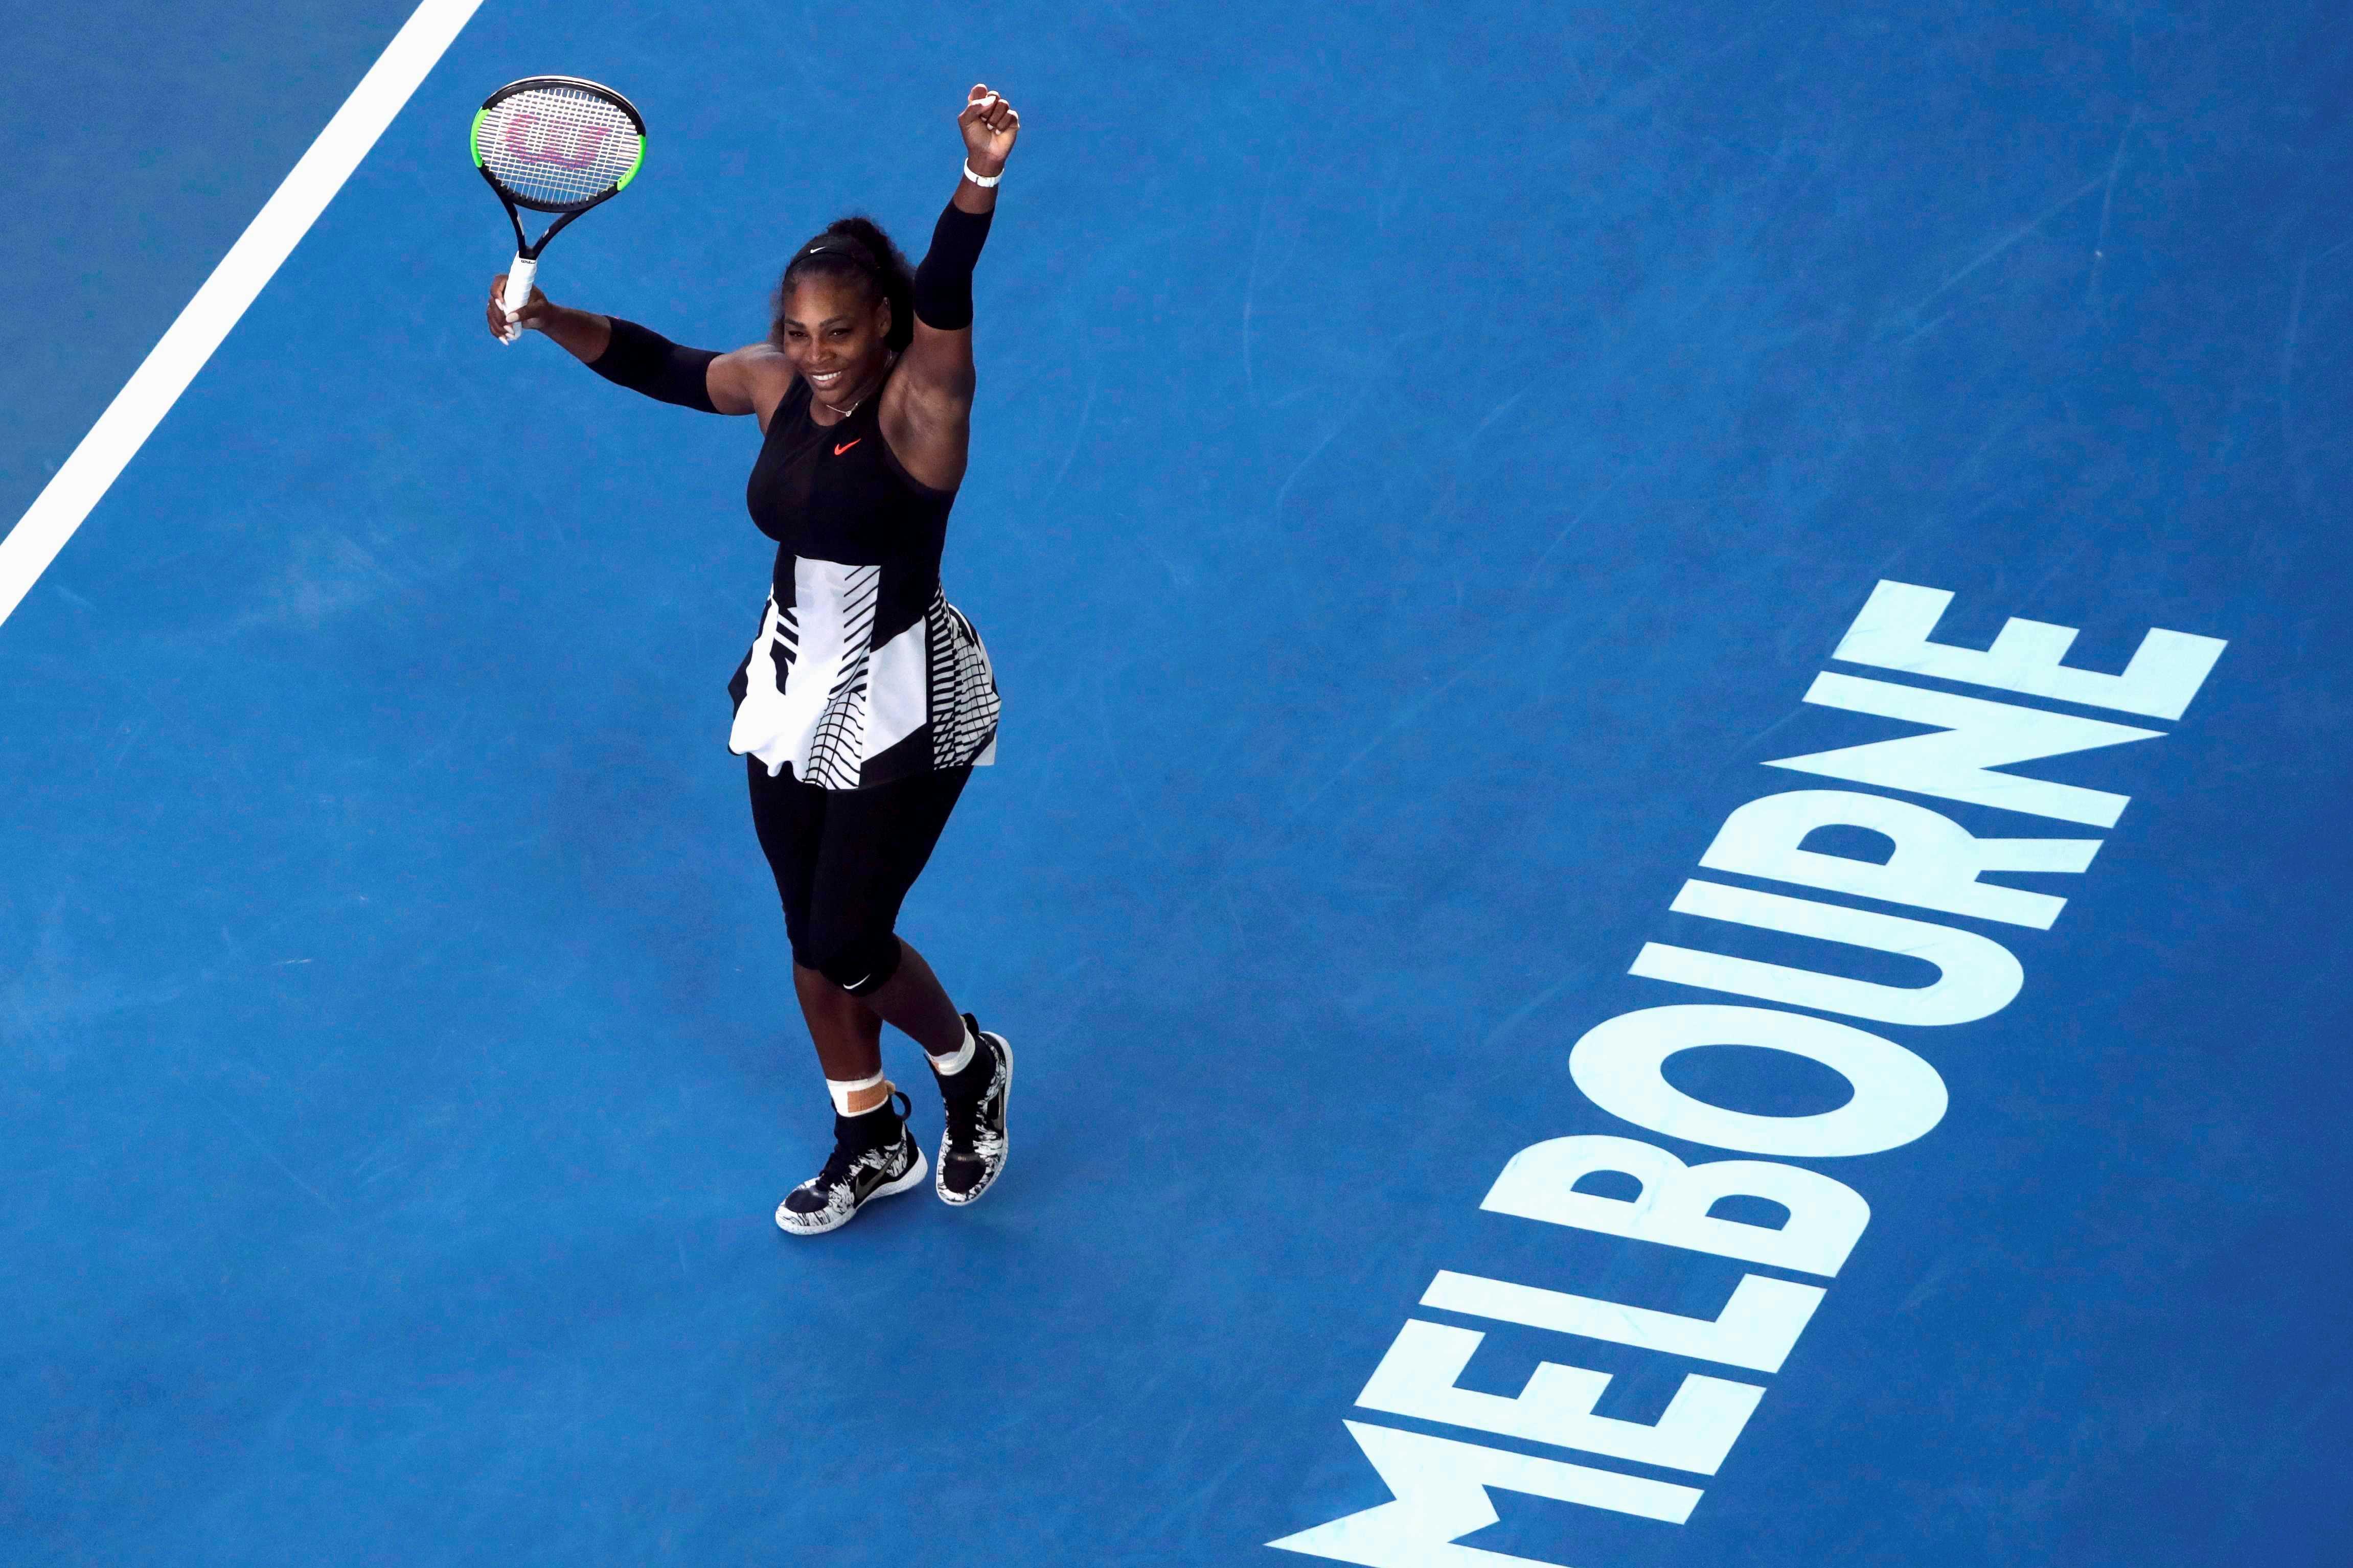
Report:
775,274,893,410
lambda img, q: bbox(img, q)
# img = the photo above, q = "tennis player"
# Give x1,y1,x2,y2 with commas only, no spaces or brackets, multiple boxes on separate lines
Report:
485,84,1020,1236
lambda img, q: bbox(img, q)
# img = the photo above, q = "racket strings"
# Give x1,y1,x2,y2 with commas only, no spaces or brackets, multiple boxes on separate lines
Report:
478,87,641,210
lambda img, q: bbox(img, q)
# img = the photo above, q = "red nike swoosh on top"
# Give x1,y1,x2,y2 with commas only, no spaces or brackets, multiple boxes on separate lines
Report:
834,439,860,456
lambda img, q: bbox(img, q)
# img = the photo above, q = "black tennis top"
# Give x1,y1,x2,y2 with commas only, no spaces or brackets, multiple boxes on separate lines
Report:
748,371,957,613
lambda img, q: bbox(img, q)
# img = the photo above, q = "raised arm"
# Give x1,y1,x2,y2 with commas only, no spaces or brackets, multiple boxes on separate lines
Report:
879,84,1019,490
484,278,776,417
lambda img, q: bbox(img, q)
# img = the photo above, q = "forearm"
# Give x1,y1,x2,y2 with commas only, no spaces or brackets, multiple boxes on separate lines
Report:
534,305,613,365
585,317,721,413
915,182,997,332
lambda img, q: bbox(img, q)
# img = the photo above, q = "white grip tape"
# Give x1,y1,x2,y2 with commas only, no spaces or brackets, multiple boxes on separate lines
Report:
499,253,537,342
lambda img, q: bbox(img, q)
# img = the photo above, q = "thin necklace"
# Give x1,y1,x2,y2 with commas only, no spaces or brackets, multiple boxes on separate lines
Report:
816,351,897,419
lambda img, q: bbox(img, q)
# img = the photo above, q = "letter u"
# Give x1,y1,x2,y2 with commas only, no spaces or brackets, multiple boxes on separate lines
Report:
1630,880,2023,1026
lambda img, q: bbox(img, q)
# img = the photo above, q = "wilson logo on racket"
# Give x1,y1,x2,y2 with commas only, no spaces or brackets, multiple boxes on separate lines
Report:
501,113,619,170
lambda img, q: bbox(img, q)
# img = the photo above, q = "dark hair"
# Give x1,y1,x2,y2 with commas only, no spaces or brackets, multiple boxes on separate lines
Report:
773,216,915,351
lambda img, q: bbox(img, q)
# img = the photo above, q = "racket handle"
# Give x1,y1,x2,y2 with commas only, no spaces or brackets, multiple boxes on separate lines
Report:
499,254,538,344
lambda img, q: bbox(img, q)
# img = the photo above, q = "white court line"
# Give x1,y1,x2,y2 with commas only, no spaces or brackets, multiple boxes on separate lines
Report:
0,0,486,632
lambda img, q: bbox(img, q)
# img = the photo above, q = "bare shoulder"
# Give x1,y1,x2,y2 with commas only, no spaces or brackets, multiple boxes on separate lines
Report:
711,341,795,419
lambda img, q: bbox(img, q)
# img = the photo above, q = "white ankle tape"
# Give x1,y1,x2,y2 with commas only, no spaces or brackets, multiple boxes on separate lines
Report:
930,1023,978,1078
827,1072,888,1116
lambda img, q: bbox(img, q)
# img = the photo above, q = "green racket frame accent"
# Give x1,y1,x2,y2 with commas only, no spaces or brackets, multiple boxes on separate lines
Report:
616,137,645,191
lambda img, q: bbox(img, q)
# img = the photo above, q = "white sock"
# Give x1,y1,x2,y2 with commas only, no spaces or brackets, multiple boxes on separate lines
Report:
827,1071,889,1116
930,1021,978,1078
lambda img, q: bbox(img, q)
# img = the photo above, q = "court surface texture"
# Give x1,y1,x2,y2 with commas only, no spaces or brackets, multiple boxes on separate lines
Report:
4,3,2349,1564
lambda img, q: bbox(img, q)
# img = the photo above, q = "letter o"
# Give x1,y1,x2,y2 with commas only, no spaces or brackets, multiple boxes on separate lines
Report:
1569,1004,1949,1157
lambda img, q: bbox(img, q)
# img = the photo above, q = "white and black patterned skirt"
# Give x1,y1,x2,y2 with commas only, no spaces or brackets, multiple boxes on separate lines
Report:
727,557,999,790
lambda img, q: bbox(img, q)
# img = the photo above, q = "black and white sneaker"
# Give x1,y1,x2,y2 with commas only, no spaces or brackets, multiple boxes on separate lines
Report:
774,1091,928,1236
934,1015,1013,1207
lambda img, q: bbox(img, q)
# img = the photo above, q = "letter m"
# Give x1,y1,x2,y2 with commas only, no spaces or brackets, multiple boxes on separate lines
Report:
1268,1421,1698,1567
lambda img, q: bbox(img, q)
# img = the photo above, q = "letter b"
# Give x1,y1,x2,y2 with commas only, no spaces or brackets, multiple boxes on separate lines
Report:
1482,1134,1869,1277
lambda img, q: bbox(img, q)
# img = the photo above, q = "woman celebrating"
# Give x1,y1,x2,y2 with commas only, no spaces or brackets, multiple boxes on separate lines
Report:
486,85,1021,1236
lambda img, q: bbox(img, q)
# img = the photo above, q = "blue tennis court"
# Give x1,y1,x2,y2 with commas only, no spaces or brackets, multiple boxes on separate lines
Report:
6,3,2349,1563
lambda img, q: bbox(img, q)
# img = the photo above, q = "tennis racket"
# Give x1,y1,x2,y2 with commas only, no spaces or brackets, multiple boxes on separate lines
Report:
471,76,646,343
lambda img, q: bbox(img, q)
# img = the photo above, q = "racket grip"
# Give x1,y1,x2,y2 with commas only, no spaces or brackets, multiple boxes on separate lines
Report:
499,254,538,343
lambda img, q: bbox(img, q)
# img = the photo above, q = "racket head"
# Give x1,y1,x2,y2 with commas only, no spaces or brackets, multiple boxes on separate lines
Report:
471,76,645,214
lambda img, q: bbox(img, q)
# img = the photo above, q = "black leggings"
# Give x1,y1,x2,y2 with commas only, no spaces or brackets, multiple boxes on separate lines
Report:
746,759,971,993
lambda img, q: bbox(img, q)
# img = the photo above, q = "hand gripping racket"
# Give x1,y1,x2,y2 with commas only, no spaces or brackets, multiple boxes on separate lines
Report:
471,76,646,343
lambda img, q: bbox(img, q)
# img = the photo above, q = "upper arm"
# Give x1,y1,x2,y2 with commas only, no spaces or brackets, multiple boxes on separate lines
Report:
707,343,791,418
879,320,975,490
896,318,976,410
